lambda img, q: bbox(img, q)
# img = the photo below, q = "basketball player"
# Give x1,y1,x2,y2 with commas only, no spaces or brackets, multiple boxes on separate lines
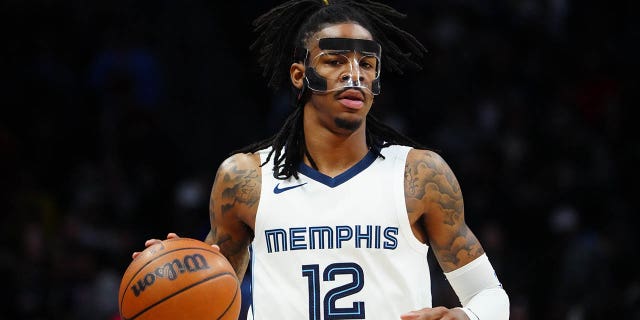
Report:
135,1,509,319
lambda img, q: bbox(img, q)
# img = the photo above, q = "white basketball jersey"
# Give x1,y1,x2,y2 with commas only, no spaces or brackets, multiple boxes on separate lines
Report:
249,145,431,320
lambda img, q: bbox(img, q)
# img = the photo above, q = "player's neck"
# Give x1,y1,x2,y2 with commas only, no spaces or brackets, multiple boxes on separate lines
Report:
303,121,369,178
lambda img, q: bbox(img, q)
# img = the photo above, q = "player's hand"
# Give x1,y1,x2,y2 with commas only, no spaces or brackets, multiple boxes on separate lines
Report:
401,307,469,320
131,233,220,259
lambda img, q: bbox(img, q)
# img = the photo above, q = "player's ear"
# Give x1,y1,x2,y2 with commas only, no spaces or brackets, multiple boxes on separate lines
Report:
290,63,305,90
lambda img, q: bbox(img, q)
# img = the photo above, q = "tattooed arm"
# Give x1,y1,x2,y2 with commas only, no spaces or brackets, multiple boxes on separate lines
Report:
404,149,483,272
402,149,509,320
204,153,260,281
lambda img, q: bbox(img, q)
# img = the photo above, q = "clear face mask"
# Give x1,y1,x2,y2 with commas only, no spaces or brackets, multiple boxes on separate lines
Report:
302,38,382,95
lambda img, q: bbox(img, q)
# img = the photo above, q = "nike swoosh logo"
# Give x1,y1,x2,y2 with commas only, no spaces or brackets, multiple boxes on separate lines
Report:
273,182,307,194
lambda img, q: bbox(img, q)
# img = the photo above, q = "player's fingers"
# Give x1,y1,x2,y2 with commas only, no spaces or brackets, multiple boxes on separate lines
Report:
401,311,431,320
132,251,141,259
144,238,162,247
167,232,180,239
210,244,221,252
400,312,420,320
400,307,447,320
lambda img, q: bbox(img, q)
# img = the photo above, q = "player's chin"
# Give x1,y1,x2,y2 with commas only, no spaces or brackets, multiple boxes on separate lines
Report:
334,115,364,132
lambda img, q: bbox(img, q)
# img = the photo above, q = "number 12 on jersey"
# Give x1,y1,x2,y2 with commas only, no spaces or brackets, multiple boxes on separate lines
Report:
302,263,365,320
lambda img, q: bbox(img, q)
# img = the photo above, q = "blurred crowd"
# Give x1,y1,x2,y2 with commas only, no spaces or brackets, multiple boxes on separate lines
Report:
1,0,637,319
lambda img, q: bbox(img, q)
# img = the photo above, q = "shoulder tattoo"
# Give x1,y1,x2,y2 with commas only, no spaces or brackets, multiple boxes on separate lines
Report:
220,163,260,215
209,156,259,249
405,151,483,271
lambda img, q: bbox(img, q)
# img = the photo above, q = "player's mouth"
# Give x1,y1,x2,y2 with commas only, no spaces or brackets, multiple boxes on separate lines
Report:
336,89,365,110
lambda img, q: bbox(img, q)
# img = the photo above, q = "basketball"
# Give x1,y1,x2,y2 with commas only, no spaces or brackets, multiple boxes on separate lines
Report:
118,237,241,320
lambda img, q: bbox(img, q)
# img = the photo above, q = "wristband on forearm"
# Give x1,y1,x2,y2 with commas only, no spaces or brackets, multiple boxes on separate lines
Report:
444,254,510,320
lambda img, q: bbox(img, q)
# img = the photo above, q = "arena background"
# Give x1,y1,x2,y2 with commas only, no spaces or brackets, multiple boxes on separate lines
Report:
1,0,637,319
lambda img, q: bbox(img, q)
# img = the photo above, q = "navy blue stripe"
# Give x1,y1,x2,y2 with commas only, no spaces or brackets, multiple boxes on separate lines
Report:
298,151,377,188
248,245,254,319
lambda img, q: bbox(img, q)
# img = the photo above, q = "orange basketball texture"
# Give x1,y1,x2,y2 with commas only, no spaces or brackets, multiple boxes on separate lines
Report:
119,237,241,320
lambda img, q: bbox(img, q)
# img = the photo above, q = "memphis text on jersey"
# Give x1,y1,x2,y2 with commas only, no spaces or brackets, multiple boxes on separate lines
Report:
264,225,399,253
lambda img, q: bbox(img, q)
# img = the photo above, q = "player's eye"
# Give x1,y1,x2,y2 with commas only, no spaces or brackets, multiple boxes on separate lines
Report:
360,57,377,70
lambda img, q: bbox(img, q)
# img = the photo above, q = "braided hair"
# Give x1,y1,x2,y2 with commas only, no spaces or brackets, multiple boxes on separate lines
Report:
234,0,429,180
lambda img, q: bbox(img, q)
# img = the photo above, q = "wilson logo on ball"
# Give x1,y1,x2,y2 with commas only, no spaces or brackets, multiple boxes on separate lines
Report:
131,253,211,297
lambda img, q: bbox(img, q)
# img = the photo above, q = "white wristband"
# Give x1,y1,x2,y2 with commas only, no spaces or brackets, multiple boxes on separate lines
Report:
445,254,510,320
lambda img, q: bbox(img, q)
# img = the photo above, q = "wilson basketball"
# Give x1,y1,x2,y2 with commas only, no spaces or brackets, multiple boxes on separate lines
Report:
119,237,241,320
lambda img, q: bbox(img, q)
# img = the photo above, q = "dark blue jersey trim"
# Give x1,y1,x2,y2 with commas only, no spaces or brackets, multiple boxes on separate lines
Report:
298,151,378,188
243,245,253,320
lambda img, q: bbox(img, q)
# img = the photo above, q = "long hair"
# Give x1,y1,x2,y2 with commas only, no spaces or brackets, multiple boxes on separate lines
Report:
234,0,429,180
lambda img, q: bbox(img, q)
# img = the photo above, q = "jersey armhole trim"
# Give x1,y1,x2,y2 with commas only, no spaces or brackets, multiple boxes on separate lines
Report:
390,146,430,255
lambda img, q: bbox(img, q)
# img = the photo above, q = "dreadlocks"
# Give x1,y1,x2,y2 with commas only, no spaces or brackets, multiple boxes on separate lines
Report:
234,0,429,180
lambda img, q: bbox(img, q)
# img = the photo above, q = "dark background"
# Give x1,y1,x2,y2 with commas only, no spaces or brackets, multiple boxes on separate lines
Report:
1,0,638,319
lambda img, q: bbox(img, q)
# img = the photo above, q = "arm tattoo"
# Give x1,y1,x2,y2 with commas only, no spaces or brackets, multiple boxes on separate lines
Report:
220,165,260,215
406,151,483,271
208,156,258,278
